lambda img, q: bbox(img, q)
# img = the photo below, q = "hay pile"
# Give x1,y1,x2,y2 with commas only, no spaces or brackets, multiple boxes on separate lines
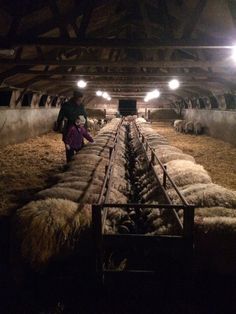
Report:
0,132,65,216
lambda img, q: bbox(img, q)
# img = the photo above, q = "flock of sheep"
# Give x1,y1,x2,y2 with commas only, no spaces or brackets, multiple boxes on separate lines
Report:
10,116,236,276
11,119,130,271
135,117,236,274
174,119,203,134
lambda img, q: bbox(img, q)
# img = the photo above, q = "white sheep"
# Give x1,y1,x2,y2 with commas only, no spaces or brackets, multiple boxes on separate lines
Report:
193,121,203,135
168,183,236,208
11,198,92,269
161,160,212,188
157,152,195,164
37,186,101,203
173,119,185,132
184,121,194,133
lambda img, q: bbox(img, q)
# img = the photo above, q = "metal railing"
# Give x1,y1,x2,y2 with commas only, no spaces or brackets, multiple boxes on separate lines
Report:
133,121,194,230
92,120,195,279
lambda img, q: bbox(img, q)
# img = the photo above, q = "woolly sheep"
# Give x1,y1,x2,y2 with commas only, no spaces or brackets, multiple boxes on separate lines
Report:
157,152,195,164
55,169,106,182
193,121,203,135
12,198,92,269
159,160,212,188
168,183,236,208
173,119,185,132
184,121,194,133
37,186,100,203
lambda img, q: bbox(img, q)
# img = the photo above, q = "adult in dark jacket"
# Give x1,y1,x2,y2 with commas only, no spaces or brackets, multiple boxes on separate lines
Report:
55,91,87,136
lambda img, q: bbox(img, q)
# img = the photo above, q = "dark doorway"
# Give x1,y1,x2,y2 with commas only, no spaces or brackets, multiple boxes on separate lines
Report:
119,99,137,116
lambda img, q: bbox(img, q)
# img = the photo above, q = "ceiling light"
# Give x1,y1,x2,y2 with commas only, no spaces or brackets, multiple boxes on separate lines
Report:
102,92,109,99
77,80,87,88
96,90,103,96
169,79,180,90
232,46,236,62
107,96,111,101
144,89,160,102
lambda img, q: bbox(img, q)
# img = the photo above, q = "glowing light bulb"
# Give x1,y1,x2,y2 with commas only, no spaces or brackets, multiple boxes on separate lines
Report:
77,80,87,88
102,92,109,99
96,90,102,96
169,79,180,90
232,46,236,62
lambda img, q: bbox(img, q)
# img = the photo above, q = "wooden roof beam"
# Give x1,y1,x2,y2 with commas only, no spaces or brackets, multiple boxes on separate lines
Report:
48,0,70,38
0,38,235,49
75,0,94,38
11,69,236,78
182,0,208,39
0,59,234,67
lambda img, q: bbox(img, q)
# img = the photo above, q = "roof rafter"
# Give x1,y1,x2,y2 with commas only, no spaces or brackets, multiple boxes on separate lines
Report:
0,59,233,67
0,37,235,49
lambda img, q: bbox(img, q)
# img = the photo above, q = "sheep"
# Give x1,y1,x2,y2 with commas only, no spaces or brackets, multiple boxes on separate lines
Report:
108,189,128,203
55,169,106,182
37,186,101,203
156,160,212,188
87,118,95,133
56,180,102,191
168,183,236,208
11,198,92,269
136,117,147,123
173,119,184,132
184,121,194,133
193,121,203,135
156,152,195,164
195,207,236,218
146,138,169,146
192,209,236,275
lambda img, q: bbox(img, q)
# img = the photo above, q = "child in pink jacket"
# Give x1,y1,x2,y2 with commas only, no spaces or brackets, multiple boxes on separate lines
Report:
63,115,94,162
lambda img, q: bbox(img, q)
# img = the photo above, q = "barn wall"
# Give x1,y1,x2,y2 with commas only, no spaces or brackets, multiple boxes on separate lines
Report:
86,103,118,117
184,109,236,145
0,108,59,147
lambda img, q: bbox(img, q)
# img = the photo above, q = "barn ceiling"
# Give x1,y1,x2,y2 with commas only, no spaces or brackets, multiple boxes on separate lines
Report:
0,0,236,105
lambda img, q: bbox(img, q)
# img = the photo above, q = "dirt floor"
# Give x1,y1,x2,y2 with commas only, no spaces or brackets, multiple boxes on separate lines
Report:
0,132,65,216
151,121,236,190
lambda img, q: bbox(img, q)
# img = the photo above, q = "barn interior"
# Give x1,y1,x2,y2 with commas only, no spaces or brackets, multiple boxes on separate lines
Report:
1,0,236,313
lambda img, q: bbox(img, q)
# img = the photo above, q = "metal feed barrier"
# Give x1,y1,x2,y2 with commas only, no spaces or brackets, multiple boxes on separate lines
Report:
92,120,195,282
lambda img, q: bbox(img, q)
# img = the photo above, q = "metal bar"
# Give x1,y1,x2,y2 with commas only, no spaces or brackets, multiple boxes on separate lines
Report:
135,122,190,206
163,165,167,189
101,203,194,209
92,204,103,276
183,206,195,240
96,119,123,233
103,234,184,249
133,122,186,229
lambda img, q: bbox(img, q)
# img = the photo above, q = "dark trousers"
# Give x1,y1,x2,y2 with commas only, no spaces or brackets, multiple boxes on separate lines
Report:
66,148,80,162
